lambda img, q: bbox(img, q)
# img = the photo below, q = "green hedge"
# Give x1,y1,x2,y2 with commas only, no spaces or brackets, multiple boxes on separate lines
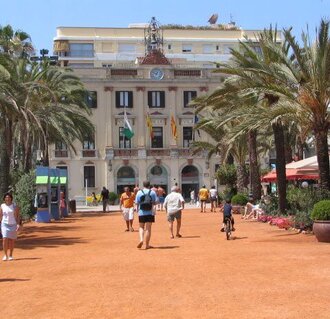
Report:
311,200,330,221
231,193,248,205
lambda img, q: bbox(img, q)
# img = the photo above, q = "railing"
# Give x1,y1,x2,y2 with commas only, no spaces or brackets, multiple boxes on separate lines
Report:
81,149,97,158
147,149,171,157
54,150,69,158
113,149,138,157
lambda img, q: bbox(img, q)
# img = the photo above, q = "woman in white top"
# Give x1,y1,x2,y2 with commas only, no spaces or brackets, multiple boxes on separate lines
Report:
0,193,20,261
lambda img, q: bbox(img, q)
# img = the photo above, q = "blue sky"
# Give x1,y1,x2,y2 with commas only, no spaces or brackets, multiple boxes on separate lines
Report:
1,0,330,54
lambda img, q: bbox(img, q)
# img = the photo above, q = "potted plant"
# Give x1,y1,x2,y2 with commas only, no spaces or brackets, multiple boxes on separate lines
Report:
311,200,330,243
108,192,118,205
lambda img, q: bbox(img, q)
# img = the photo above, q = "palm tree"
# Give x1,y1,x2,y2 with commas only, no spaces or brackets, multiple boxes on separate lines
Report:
281,21,330,190
0,55,95,195
201,27,292,213
0,24,34,57
192,115,249,193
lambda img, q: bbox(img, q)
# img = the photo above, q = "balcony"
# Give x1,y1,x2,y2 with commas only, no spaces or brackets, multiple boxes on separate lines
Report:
81,149,98,158
113,149,138,157
54,150,69,158
147,149,171,157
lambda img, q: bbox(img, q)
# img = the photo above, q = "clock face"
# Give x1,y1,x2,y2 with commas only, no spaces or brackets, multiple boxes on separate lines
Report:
150,68,164,80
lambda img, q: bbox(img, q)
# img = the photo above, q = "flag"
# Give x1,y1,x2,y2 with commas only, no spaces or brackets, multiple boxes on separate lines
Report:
146,113,154,139
123,109,134,139
171,114,178,140
194,115,201,137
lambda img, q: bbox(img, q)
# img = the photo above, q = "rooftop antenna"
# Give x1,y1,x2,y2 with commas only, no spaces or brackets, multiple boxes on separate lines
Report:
208,13,218,25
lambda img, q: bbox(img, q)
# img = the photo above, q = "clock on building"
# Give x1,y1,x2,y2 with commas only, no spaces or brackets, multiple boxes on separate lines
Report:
150,68,164,80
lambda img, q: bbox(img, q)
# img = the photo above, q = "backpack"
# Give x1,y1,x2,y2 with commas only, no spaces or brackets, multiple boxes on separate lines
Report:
139,190,153,210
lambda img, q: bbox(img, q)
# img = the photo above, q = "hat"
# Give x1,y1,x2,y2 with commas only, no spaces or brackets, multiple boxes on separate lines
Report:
171,186,178,192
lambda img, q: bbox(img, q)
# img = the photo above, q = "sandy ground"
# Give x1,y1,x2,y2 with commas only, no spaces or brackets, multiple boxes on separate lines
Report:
0,208,329,319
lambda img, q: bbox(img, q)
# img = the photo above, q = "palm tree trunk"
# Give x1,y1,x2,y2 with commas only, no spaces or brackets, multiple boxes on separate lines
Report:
272,122,287,213
236,163,247,193
0,126,10,196
314,128,330,190
248,130,261,200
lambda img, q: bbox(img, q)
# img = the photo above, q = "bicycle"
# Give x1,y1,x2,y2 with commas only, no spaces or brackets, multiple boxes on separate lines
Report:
224,216,232,240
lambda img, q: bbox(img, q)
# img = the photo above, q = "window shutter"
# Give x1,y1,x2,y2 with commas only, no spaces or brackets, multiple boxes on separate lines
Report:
160,91,165,108
128,91,133,108
115,91,120,107
148,91,152,108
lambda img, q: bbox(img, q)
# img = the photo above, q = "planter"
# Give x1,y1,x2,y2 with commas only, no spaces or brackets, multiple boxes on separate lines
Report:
313,221,330,243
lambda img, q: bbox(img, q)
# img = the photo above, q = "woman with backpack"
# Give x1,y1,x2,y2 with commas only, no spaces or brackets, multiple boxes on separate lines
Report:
135,181,157,250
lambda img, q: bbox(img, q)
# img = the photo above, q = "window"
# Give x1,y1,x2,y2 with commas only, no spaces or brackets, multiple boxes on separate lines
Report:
84,166,95,187
148,91,165,108
253,46,262,55
183,91,197,107
55,141,67,150
118,44,136,52
69,43,94,57
216,45,220,51
85,91,97,108
151,127,163,148
116,91,133,108
54,141,68,157
83,137,95,150
182,44,192,53
119,127,132,148
203,44,213,53
168,44,172,50
183,127,193,147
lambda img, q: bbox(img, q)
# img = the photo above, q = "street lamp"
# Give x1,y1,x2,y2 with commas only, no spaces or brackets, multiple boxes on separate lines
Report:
30,49,58,65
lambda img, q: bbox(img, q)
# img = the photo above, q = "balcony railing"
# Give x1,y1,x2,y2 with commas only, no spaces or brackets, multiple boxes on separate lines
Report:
113,149,138,157
81,149,98,158
54,150,69,158
147,149,171,157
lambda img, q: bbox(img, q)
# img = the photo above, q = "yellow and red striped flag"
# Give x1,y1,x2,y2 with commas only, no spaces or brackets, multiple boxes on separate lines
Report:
171,114,178,140
146,113,154,139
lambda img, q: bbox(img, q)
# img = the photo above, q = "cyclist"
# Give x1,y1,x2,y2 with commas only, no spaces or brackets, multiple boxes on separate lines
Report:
220,198,235,232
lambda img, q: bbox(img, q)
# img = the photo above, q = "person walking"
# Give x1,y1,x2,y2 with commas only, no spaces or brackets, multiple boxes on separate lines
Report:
135,181,157,249
164,186,185,239
209,186,218,212
190,189,196,205
198,185,209,213
157,186,166,211
0,193,21,261
119,187,135,232
100,186,109,213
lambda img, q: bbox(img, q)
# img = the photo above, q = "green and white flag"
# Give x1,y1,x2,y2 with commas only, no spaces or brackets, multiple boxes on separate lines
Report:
123,109,134,139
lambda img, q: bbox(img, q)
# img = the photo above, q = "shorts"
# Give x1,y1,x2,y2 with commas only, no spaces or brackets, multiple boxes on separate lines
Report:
122,207,134,221
223,215,234,226
138,215,155,223
210,197,217,202
167,210,182,222
159,196,165,204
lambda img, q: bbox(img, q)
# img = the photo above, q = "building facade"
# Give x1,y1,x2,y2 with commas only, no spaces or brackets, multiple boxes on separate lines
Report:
51,19,270,200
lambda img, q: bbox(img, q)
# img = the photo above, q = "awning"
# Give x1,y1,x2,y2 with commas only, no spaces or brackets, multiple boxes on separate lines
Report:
261,168,319,182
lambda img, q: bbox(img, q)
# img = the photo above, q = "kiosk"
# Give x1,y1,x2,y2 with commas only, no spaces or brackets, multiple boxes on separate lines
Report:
59,169,68,217
35,166,51,223
49,168,61,220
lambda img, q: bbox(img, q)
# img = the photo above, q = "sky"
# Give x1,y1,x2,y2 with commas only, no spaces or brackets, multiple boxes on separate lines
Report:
1,0,330,55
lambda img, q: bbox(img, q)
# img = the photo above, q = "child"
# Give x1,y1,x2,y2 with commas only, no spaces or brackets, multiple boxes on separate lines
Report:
221,199,235,232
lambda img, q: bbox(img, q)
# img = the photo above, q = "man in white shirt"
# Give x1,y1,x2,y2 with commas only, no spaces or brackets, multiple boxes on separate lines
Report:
164,186,185,239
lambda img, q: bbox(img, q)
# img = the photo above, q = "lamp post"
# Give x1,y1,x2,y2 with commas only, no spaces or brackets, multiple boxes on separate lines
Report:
30,49,58,65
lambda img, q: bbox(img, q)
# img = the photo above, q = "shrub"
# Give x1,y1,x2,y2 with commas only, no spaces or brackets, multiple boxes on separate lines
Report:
311,200,330,221
215,164,237,187
13,170,36,220
287,185,315,214
108,192,118,204
231,193,248,206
